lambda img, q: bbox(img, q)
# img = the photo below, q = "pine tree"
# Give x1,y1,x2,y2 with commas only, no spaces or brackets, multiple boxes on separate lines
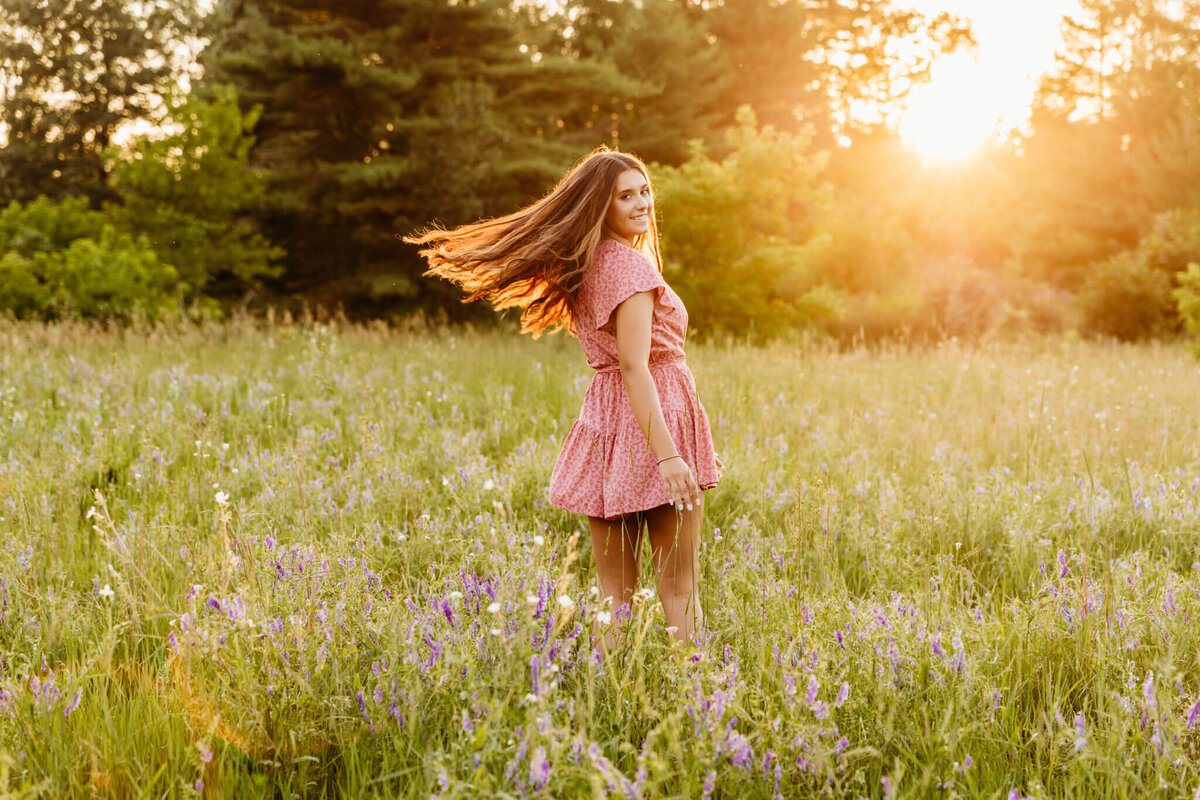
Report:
552,0,729,166
200,0,630,312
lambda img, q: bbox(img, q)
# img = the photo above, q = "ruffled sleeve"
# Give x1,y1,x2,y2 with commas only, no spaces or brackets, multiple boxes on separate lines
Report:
591,244,667,334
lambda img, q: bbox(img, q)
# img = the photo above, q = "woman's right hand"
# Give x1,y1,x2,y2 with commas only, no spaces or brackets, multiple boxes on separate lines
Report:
659,456,699,511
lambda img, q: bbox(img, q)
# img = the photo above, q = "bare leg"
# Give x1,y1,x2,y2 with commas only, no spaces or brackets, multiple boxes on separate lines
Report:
645,497,704,644
587,512,643,650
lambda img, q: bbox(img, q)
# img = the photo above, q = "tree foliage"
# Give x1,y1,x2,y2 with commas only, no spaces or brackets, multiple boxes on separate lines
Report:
1013,0,1200,289
1176,263,1200,348
0,0,199,206
0,197,179,320
655,108,837,341
199,0,639,312
1078,207,1200,340
708,0,974,141
104,85,284,304
547,0,728,165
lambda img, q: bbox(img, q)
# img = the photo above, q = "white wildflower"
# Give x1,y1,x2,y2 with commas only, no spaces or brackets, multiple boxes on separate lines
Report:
557,594,575,610
596,611,612,626
215,490,230,506
98,584,114,600
482,478,495,491
532,535,545,547
487,602,501,614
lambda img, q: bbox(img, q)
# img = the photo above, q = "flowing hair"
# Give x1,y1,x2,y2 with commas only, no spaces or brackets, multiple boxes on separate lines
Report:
404,146,661,337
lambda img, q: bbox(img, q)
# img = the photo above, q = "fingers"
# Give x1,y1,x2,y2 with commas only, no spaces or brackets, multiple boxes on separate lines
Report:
667,467,700,512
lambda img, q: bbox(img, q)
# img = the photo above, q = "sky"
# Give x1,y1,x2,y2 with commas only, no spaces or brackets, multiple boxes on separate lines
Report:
898,0,1085,158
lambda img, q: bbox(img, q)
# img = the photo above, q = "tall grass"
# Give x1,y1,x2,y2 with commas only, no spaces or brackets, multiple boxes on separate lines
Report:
2,317,1199,798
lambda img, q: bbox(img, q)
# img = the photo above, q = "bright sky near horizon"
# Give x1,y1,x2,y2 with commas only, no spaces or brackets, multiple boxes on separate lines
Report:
898,0,1084,159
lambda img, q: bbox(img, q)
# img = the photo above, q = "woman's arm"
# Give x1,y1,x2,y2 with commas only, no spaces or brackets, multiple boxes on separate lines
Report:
614,291,700,508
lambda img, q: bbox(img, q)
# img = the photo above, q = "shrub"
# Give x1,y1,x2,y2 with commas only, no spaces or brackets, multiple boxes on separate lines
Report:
1076,207,1200,340
1139,207,1200,275
1176,262,1200,349
0,197,179,320
654,107,838,341
104,85,284,304
1077,251,1174,341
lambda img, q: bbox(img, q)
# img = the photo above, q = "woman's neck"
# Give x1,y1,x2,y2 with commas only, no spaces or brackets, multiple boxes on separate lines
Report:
603,232,635,248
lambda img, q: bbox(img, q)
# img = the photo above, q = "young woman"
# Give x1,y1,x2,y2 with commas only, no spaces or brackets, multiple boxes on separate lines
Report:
406,147,721,648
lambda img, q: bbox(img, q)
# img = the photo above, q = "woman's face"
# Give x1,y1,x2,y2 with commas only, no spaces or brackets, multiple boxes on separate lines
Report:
604,168,652,246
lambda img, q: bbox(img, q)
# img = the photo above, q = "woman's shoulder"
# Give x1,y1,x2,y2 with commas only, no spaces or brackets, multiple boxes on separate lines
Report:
591,239,657,278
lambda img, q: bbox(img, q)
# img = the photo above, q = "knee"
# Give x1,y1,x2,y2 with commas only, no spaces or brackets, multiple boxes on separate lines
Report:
657,571,699,601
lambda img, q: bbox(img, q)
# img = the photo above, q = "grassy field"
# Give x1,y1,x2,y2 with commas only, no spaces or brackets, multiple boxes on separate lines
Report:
2,318,1200,798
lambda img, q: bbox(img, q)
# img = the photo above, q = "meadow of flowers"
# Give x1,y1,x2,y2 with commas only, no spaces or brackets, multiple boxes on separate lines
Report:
2,317,1200,798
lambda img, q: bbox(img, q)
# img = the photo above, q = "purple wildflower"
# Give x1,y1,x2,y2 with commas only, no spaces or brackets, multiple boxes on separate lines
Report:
1162,587,1177,616
731,737,754,769
63,690,81,718
529,746,550,791
1143,672,1158,714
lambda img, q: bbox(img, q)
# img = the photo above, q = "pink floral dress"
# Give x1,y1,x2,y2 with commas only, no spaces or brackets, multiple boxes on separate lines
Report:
548,239,720,520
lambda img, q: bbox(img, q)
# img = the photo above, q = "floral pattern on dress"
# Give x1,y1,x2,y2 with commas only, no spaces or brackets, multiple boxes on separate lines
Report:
548,239,720,520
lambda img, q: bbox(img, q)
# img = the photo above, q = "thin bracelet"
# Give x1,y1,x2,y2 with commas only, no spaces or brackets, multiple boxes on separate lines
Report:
657,455,683,465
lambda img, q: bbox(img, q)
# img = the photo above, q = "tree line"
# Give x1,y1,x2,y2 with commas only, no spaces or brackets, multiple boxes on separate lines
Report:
1,0,1199,343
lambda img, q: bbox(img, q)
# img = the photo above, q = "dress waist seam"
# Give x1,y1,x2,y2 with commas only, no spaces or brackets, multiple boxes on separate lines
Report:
593,356,686,375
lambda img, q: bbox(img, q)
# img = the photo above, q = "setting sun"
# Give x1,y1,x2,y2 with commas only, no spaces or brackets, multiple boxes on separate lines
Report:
898,0,1083,160
899,52,1000,160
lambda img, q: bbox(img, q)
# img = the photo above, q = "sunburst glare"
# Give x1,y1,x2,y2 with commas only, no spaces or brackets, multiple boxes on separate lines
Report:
899,52,1001,161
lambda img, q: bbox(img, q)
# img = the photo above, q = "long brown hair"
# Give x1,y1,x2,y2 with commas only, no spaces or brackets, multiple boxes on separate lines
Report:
404,146,661,337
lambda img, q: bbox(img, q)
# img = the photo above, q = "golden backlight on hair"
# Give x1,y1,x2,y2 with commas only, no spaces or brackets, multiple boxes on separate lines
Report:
405,147,662,338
